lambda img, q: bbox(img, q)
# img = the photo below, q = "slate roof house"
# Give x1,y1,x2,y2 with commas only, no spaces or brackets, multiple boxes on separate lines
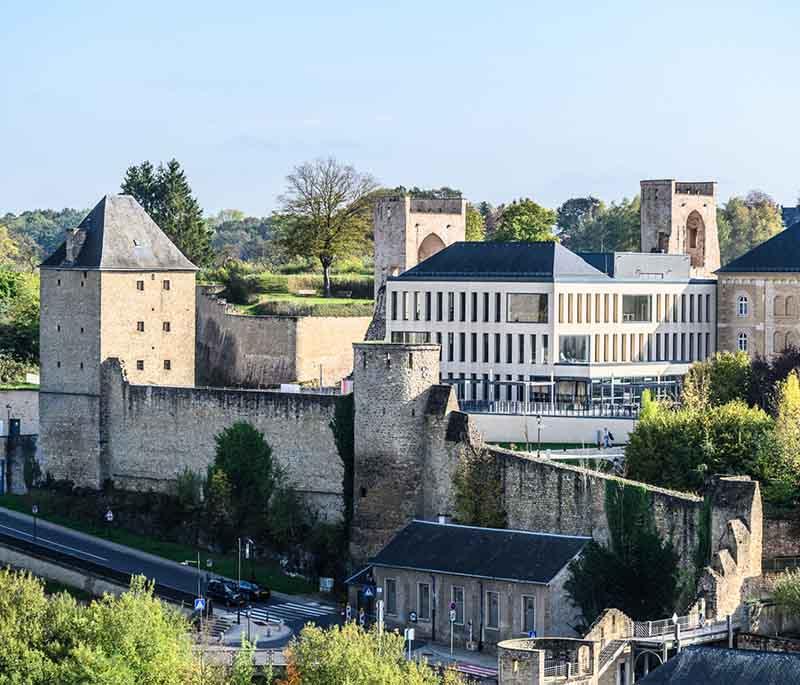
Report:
347,520,590,649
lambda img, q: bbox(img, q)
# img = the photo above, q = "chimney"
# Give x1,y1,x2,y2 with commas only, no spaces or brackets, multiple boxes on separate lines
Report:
65,228,86,263
437,514,451,525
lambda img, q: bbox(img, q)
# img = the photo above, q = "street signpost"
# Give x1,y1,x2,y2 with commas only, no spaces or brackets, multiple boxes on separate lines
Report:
449,602,457,655
404,627,415,660
31,504,38,541
377,599,384,636
194,598,205,612
409,611,417,623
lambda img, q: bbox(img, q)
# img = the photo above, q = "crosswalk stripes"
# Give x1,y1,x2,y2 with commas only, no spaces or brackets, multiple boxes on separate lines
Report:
248,601,338,624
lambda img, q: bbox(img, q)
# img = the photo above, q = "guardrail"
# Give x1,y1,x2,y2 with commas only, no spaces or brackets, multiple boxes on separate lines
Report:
0,529,196,606
460,399,640,419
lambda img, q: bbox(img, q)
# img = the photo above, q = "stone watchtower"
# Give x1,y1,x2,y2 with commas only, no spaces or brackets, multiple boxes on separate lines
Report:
350,342,469,561
38,195,198,487
373,195,467,295
640,180,721,278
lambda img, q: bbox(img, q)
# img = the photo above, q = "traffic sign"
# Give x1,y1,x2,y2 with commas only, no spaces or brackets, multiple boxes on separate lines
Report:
449,609,457,623
528,630,536,638
404,628,415,641
194,598,205,611
105,509,114,523
363,585,375,598
31,504,38,515
409,611,418,623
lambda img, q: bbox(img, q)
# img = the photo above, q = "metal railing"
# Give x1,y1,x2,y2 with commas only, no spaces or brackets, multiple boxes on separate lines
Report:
543,659,581,678
633,609,744,640
459,399,640,419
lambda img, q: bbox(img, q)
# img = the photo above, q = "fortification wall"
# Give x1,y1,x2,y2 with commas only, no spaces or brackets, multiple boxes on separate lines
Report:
0,389,39,436
196,286,368,387
101,360,344,520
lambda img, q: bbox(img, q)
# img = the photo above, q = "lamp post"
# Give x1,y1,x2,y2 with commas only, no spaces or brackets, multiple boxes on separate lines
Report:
536,414,542,456
5,404,10,435
181,552,202,598
104,509,113,539
31,504,38,541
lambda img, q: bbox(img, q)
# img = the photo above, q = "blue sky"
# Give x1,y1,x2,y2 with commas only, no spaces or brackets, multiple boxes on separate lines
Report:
1,1,798,215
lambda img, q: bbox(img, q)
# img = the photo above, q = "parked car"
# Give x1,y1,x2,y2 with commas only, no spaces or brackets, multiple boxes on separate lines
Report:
237,580,271,602
206,579,244,607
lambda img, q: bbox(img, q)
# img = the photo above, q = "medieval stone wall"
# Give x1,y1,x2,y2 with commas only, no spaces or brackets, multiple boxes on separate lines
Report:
196,286,369,387
100,359,344,520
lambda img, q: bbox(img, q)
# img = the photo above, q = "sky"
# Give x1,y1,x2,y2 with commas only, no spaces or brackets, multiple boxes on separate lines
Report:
2,1,799,216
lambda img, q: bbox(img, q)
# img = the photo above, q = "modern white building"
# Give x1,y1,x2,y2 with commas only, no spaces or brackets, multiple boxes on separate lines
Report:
384,241,716,417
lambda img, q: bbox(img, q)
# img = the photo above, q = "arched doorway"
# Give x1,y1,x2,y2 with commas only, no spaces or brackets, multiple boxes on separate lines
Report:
686,211,706,268
418,233,446,263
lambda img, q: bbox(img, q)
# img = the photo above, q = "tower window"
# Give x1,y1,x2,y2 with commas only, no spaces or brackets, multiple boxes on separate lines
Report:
738,332,748,352
136,360,144,370
80,362,84,370
57,324,61,332
136,280,144,291
164,360,171,370
737,296,749,318
80,327,84,333
136,321,144,332
163,321,171,332
163,280,170,290
57,279,61,286
56,361,61,368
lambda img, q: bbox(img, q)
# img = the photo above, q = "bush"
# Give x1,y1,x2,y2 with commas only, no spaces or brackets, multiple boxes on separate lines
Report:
286,274,373,299
251,273,289,294
252,300,374,317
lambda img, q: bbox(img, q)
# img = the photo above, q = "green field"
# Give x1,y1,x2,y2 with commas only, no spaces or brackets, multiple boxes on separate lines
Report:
0,493,316,596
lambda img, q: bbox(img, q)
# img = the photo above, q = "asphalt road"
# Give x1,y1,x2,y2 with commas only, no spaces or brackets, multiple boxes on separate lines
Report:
0,506,341,638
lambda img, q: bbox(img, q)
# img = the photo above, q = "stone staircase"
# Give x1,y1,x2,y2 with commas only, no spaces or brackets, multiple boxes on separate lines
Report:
598,639,627,674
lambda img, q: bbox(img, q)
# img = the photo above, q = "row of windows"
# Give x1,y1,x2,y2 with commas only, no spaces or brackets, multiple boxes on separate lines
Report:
136,321,172,332
137,279,171,291
737,295,798,318
416,332,551,365
384,578,534,633
589,331,712,364
558,292,712,325
390,291,526,324
55,359,173,371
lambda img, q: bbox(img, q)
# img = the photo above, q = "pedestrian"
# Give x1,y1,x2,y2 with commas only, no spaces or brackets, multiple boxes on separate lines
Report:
603,427,610,449
608,431,615,446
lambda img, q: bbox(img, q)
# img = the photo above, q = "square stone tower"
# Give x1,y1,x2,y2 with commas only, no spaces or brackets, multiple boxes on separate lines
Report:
640,180,720,278
373,195,466,295
38,194,198,487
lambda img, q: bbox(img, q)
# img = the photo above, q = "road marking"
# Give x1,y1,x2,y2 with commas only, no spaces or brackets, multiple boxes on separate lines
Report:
249,602,337,622
0,523,108,562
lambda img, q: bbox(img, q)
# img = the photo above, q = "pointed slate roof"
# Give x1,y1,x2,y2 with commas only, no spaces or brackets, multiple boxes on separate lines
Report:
718,222,800,273
41,195,198,271
370,520,589,584
392,241,610,282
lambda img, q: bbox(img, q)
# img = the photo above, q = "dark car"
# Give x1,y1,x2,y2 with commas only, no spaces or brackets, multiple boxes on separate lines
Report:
206,579,244,607
237,580,270,602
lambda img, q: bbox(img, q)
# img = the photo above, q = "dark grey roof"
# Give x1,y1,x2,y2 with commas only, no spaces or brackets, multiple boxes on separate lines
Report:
717,222,799,273
577,252,615,276
782,205,800,228
639,646,800,684
41,195,198,271
371,520,589,584
392,241,610,282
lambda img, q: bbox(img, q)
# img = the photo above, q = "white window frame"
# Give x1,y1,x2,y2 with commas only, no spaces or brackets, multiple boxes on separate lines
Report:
738,332,748,352
737,295,749,318
451,586,465,626
486,590,500,630
521,595,536,635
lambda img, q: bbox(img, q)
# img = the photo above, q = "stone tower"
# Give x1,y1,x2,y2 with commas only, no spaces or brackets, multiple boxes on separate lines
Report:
38,195,198,487
373,196,467,295
640,180,721,278
350,341,467,561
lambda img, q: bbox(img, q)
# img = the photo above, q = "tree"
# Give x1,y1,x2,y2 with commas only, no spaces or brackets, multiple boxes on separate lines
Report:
718,191,783,264
465,203,485,241
213,422,278,535
121,159,213,267
283,622,463,685
276,158,378,296
763,372,800,507
477,201,498,238
682,352,752,410
774,570,800,616
0,270,40,364
562,196,640,252
556,196,604,242
492,198,557,242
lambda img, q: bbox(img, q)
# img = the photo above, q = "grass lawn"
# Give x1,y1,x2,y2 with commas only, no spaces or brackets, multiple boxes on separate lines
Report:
0,493,315,596
238,292,373,315
0,383,39,390
492,441,595,452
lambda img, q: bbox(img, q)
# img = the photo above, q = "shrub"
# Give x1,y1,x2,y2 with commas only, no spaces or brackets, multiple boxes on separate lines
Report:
252,300,374,317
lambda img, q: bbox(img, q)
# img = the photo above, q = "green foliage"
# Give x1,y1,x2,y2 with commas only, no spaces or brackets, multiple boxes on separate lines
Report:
252,299,374,317
452,448,507,528
229,638,256,685
0,270,39,365
774,569,800,615
761,372,800,508
276,158,378,296
206,211,274,264
683,352,752,410
1,207,86,266
718,191,783,264
561,196,640,252
283,622,463,685
492,198,557,242
465,203,486,241
556,196,604,240
122,159,213,267
330,394,355,533
565,482,680,627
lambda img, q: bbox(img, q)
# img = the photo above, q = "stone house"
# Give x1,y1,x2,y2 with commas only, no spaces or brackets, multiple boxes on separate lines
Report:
346,519,589,651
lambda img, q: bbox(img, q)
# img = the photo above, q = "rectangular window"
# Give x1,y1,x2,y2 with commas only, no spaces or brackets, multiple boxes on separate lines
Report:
136,280,144,291
603,335,609,362
613,294,619,322
163,321,171,332
459,332,466,362
622,295,651,322
656,334,662,361
567,293,574,323
706,332,711,357
447,333,454,362
558,293,564,323
664,294,671,322
494,374,501,401
436,332,442,361
136,360,144,370
506,334,513,363
672,295,678,323
452,586,465,625
402,292,409,321
385,579,397,615
672,333,678,361
483,292,490,322
471,333,478,362
689,294,694,323
136,321,144,332
706,294,711,322
594,334,600,362
518,334,525,364
522,596,536,634
459,292,466,322
391,291,398,320
436,292,443,321
162,279,170,290
689,332,695,361
495,293,502,322
163,359,171,370
696,294,702,323
577,293,583,323
507,294,548,323
630,333,636,362
413,292,421,321
681,333,686,361
656,294,662,322
530,335,537,364
586,292,592,323
487,591,500,630
448,292,455,321
418,583,431,621
604,294,610,323
612,334,618,362
483,334,490,363
639,333,645,361
559,335,589,363
681,294,686,323
621,333,627,361
595,294,601,322
471,292,478,322
494,333,501,363
542,335,549,363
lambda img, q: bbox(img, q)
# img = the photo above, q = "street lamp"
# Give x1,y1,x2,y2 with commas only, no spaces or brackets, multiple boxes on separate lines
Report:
536,414,543,456
31,504,38,541
104,509,113,538
5,404,10,437
181,551,202,598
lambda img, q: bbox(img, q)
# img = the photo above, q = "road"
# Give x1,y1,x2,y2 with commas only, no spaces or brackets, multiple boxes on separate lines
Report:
0,506,341,644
